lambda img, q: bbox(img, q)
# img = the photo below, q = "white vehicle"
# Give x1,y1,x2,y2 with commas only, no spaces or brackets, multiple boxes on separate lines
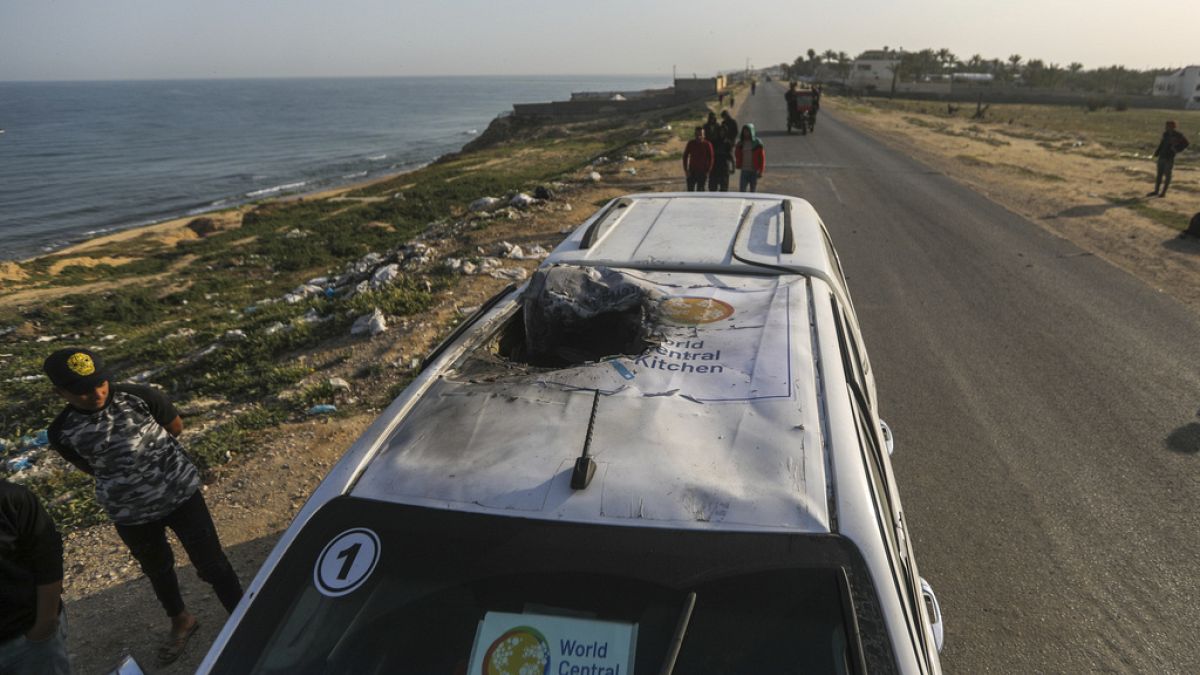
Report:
199,193,944,674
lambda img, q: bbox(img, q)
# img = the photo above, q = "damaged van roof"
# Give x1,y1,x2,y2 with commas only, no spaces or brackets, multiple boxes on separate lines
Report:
351,266,832,533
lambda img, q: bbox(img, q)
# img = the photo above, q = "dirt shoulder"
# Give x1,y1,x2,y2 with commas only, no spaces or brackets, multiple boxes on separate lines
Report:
826,97,1200,312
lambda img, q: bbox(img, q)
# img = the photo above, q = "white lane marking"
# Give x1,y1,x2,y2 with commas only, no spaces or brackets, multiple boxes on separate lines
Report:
826,176,844,205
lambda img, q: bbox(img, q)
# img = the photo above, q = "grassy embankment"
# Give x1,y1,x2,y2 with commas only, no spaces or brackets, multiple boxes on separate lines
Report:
0,100,708,529
840,97,1200,231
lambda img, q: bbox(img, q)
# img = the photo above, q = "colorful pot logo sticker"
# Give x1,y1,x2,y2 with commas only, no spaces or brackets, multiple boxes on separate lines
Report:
482,627,550,675
658,296,735,325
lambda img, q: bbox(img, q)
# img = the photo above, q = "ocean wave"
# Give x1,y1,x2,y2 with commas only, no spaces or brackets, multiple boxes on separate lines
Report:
366,154,387,161
341,171,369,179
245,181,307,198
464,129,479,135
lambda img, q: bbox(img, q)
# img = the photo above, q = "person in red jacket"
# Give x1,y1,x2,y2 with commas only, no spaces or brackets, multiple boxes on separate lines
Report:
682,127,714,192
735,123,765,192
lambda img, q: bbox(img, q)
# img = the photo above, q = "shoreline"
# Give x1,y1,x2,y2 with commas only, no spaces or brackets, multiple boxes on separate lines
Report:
16,160,437,264
34,165,425,262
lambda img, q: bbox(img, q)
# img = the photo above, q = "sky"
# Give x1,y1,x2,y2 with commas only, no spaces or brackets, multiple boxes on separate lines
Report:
1,0,1195,81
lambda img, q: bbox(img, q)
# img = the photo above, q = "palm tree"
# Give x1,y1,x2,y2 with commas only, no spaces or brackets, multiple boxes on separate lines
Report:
837,51,852,84
935,48,957,73
967,54,983,70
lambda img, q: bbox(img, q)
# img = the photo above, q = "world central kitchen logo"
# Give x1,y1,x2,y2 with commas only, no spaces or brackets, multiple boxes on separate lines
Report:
482,629,624,675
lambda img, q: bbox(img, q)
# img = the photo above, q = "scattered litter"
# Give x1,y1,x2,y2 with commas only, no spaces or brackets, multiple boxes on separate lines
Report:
35,336,57,343
223,329,247,341
263,322,288,335
593,156,610,166
7,375,45,383
489,267,528,281
168,328,197,340
5,454,34,473
626,168,637,175
307,276,329,286
99,334,118,341
371,263,400,288
328,377,351,392
469,196,502,212
588,172,602,182
307,404,337,415
285,229,309,239
534,186,555,200
29,430,49,448
510,193,535,209
350,308,387,336
461,261,478,276
458,305,481,316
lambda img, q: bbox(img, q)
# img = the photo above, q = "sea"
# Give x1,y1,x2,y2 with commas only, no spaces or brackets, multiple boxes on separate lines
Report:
0,75,668,261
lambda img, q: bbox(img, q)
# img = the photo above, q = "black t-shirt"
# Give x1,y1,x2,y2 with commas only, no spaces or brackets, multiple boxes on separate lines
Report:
0,479,64,641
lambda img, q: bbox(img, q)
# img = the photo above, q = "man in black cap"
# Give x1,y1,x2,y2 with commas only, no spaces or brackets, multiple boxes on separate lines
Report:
0,479,70,674
43,348,242,666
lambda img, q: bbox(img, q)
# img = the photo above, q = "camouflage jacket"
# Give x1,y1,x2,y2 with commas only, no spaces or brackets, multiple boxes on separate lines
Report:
48,384,199,525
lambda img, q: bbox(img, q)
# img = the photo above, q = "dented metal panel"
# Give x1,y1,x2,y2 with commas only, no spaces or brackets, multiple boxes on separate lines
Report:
350,270,829,532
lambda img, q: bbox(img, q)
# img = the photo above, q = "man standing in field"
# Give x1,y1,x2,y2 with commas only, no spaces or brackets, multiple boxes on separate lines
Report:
0,479,69,674
43,348,243,666
682,127,714,192
1148,120,1189,197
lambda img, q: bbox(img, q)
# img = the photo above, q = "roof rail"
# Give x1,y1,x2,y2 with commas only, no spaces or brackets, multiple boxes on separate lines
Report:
781,199,795,254
580,198,632,249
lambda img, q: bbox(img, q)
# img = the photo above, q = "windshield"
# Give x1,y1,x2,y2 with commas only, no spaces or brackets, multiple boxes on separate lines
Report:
210,498,897,674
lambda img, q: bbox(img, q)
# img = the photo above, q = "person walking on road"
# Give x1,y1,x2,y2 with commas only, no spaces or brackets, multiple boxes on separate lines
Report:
1148,120,1190,197
720,110,739,147
43,347,244,666
735,123,765,192
682,127,714,192
0,479,70,675
702,112,721,146
708,126,734,192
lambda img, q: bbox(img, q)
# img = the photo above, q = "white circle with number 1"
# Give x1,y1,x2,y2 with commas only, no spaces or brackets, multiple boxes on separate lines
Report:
314,528,380,597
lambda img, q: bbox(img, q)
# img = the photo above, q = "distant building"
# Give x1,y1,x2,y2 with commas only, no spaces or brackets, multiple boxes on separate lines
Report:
849,50,900,91
1153,66,1200,109
674,75,727,99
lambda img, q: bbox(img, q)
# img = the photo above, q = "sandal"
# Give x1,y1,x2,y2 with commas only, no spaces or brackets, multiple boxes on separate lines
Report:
157,621,199,666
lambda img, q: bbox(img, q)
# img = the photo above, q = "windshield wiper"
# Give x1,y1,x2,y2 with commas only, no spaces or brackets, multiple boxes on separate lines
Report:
658,591,697,675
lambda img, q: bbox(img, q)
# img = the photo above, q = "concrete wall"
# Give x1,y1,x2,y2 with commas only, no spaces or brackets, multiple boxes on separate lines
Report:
512,94,692,119
674,76,725,97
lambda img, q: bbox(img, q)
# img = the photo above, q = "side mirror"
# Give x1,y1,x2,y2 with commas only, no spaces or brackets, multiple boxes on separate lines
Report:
920,577,945,654
880,419,895,456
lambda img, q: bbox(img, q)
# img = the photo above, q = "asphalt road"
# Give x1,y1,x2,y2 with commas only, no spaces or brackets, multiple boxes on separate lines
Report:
736,83,1200,672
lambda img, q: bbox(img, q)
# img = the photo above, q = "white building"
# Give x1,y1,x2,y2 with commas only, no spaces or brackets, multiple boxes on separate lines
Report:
848,50,900,91
1153,66,1200,109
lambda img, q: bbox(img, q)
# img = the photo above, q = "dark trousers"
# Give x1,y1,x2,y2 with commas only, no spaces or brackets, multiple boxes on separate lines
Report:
1155,157,1174,195
114,490,242,617
686,170,708,192
708,167,730,192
